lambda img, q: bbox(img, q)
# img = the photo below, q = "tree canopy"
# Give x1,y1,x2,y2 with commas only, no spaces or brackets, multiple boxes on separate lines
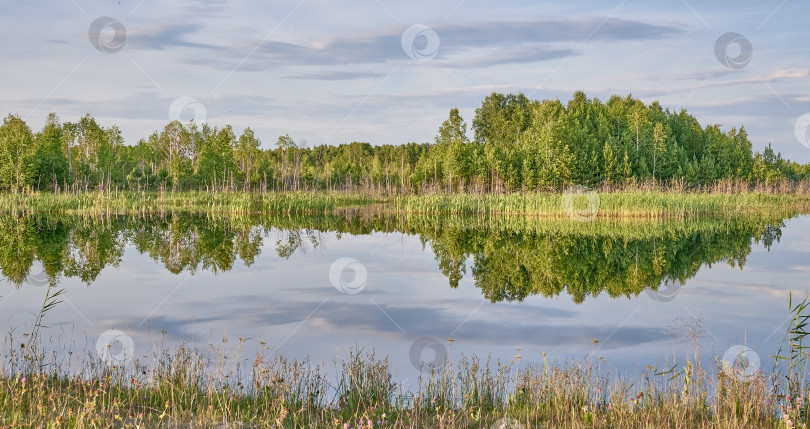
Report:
0,92,806,193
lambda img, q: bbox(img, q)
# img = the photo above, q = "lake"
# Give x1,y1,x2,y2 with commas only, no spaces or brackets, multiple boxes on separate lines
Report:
0,212,806,387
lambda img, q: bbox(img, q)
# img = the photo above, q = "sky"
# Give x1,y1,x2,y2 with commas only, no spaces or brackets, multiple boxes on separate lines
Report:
2,0,810,162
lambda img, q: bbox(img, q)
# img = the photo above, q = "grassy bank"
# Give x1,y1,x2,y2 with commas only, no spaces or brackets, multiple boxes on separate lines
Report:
1,188,810,219
0,191,371,217
0,337,798,429
7,294,810,428
393,190,810,219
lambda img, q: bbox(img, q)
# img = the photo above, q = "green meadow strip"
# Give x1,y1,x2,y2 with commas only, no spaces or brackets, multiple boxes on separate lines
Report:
1,190,809,219
392,190,810,218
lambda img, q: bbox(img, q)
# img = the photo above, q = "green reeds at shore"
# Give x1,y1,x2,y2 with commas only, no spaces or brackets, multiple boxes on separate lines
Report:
1,189,810,219
0,191,373,217
393,190,810,219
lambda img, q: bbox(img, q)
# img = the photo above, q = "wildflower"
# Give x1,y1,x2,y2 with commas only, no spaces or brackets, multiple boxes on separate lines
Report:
21,377,26,384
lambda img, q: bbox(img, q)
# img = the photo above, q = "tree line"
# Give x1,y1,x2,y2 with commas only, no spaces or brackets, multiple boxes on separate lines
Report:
0,91,807,194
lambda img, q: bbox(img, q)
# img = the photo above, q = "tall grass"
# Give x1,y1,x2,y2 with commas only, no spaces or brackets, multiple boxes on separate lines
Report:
0,191,373,217
2,188,809,219
10,290,810,429
0,334,791,428
4,293,809,427
393,190,810,219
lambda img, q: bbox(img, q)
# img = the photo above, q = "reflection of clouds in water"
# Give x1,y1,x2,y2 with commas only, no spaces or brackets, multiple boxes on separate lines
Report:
684,279,790,298
105,298,665,351
786,241,810,253
249,231,427,278
788,265,810,272
779,217,810,253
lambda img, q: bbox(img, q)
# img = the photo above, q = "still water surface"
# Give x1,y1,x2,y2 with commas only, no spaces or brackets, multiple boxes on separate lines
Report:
0,213,807,383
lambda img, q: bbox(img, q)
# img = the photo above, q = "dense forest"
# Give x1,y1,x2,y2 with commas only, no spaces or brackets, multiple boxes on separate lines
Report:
0,91,808,194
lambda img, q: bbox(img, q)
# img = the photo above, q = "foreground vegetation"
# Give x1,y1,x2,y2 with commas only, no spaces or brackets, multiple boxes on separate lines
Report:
2,295,810,429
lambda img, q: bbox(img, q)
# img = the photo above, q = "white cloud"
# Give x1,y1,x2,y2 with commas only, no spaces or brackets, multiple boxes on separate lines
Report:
1,0,810,161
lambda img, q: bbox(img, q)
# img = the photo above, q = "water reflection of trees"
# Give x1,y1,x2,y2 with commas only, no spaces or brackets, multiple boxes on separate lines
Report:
425,218,784,303
130,217,264,274
0,213,787,303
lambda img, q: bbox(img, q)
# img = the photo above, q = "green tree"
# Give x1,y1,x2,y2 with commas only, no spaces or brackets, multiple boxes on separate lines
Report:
602,141,617,185
0,114,36,192
235,128,261,190
621,150,632,184
436,108,470,190
652,122,668,180
159,121,194,189
197,125,236,190
32,113,70,191
473,92,531,192
630,101,649,176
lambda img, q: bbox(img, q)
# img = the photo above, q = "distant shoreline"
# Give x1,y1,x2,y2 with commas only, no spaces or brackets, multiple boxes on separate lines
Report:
1,186,809,219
